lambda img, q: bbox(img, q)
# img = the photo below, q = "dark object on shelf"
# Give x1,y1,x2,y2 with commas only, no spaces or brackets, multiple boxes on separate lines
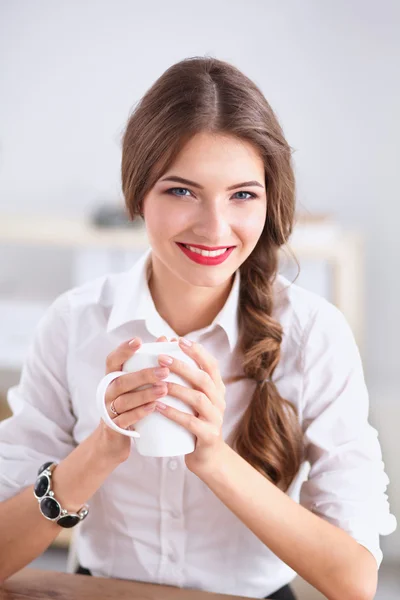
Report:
90,204,142,228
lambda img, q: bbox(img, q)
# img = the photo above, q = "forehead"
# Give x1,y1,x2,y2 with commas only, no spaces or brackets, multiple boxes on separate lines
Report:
167,132,265,179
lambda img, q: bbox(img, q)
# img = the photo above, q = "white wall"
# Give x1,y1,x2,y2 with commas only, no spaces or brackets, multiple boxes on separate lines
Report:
1,0,399,558
1,0,399,381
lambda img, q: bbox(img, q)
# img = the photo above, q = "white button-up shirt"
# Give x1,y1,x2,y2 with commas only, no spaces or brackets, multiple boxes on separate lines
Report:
0,247,396,597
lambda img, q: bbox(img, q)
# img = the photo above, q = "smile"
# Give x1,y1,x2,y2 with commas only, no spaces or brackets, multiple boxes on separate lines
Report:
175,242,235,265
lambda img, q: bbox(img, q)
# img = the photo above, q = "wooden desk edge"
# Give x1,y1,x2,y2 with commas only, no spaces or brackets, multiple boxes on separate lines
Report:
1,568,257,600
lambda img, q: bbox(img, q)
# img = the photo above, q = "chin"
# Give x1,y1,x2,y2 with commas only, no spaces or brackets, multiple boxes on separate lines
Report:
181,266,236,287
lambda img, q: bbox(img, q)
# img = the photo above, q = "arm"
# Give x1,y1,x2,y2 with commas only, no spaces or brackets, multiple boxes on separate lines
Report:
0,292,127,580
195,300,397,600
0,424,126,582
198,442,377,600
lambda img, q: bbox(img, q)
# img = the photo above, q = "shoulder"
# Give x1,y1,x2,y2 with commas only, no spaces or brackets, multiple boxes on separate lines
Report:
272,273,352,348
38,270,128,338
61,270,127,313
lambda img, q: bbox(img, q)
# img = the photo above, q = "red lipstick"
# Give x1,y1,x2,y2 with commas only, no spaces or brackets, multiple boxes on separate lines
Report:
175,242,235,266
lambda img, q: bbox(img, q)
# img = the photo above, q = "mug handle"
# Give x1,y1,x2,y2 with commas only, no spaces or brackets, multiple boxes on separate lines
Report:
96,372,141,438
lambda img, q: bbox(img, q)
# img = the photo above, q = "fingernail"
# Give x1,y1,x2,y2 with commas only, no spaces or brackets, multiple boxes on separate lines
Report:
158,354,173,365
129,338,140,346
179,337,192,347
156,401,167,410
154,367,169,378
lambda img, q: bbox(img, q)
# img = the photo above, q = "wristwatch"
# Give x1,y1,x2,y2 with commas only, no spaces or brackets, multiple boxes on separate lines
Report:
33,461,89,528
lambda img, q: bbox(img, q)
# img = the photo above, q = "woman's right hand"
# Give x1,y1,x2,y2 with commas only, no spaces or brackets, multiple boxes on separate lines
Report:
97,335,172,461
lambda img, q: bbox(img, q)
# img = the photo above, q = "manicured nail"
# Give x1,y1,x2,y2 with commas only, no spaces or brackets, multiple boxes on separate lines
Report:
129,338,140,346
156,401,167,410
158,354,173,365
179,337,192,347
154,367,169,378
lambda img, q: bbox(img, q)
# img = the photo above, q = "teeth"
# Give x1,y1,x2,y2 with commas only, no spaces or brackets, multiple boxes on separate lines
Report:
184,244,228,257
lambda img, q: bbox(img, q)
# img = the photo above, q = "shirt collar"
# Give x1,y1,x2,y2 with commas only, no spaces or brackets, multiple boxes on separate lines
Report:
106,247,240,352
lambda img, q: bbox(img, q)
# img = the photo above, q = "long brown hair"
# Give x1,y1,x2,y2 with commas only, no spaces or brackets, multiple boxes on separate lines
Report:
121,56,305,492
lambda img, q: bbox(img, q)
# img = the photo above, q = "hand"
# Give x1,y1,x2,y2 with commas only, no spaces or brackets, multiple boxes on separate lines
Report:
155,337,227,475
98,335,170,461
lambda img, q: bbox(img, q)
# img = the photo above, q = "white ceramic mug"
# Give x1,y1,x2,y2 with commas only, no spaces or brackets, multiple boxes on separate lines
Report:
96,341,198,457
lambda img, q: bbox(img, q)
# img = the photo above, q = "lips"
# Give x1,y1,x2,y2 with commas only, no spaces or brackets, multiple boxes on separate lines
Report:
176,242,235,266
179,243,234,251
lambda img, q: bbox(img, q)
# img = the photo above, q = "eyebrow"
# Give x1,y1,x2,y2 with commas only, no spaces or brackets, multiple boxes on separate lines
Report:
159,175,265,191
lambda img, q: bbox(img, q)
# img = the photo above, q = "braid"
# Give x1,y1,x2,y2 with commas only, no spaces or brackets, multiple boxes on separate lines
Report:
229,246,305,492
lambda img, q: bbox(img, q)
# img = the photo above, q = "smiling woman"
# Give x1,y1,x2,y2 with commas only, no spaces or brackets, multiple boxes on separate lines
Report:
121,59,299,495
0,55,395,600
116,56,395,599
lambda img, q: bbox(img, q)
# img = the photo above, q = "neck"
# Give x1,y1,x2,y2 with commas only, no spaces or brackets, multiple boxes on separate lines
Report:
147,255,234,338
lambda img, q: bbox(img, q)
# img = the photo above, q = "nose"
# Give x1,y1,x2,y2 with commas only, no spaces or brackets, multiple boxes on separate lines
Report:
191,204,231,243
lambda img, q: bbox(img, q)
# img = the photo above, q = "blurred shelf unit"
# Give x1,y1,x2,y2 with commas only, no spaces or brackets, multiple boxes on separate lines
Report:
0,212,365,374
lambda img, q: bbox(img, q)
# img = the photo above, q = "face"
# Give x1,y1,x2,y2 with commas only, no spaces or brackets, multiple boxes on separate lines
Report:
142,131,267,291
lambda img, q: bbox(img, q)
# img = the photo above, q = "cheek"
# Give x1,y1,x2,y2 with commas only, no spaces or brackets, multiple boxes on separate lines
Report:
236,210,266,240
145,199,191,239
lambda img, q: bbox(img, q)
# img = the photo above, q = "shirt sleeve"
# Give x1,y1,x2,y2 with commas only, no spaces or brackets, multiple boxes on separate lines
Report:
0,292,77,502
298,299,397,569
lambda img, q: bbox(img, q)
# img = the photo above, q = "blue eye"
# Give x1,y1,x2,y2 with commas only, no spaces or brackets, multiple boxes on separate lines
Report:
165,188,256,201
233,191,257,201
166,187,191,197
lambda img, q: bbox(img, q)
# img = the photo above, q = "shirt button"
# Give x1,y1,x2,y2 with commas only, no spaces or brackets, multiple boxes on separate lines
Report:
168,552,177,563
168,459,178,471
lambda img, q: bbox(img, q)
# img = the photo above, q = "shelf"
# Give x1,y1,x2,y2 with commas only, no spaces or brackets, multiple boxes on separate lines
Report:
0,214,365,363
0,214,149,250
0,212,354,259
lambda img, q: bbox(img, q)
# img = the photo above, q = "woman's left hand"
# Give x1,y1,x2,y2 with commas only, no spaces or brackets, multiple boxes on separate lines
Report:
155,337,227,476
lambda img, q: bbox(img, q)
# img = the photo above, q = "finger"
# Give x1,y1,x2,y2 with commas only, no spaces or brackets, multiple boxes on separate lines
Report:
165,381,222,424
112,400,158,430
106,361,169,400
178,339,225,397
155,403,219,442
106,336,170,414
108,379,168,416
106,335,168,375
158,352,218,408
105,337,142,375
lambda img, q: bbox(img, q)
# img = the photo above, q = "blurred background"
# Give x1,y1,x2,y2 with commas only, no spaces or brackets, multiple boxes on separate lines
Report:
0,1,399,598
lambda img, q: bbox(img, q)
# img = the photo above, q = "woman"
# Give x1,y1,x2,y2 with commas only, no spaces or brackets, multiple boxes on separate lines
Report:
0,56,396,599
